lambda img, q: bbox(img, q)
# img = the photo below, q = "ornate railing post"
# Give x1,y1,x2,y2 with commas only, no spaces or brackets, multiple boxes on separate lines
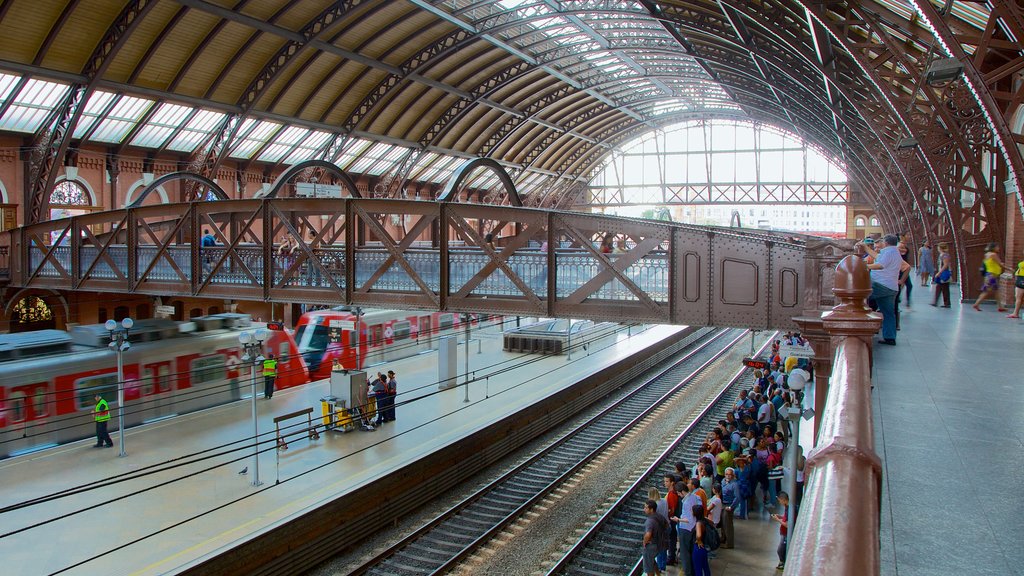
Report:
785,255,883,576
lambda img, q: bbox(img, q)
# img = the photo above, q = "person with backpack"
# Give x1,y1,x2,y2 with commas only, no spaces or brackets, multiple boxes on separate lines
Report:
691,504,713,576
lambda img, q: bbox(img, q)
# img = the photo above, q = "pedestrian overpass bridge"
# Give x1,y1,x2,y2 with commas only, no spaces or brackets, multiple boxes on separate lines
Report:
0,198,848,329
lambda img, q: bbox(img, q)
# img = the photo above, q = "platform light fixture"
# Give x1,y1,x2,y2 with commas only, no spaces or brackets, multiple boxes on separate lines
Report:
925,57,963,85
105,317,134,457
239,327,268,487
783,367,813,533
896,136,919,150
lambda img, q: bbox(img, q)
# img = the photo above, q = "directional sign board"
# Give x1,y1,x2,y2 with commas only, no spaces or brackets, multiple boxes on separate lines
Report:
154,305,175,318
329,319,355,331
779,343,815,359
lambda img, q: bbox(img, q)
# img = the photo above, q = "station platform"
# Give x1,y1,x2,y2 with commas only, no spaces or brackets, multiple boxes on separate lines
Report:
872,290,1023,576
0,323,688,576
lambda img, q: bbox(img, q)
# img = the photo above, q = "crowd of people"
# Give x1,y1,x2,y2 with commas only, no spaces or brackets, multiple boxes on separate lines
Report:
370,370,398,426
642,338,808,576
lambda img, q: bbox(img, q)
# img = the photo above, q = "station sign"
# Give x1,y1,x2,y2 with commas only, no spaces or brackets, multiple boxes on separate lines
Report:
742,357,769,370
779,344,815,359
154,305,175,318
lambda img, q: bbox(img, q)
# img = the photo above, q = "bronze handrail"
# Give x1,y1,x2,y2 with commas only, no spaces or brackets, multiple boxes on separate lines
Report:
785,254,882,575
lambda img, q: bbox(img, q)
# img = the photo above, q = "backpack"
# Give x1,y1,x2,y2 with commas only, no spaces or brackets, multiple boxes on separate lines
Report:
701,518,721,551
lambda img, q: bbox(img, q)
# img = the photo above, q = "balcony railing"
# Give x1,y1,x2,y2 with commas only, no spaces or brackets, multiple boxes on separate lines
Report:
785,255,882,575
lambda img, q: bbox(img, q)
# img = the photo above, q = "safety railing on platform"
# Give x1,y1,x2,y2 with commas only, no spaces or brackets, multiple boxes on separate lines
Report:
786,255,883,575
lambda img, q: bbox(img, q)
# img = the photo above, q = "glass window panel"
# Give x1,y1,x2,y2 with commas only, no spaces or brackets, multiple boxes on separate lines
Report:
643,154,661,183
710,124,735,151
257,143,294,163
759,150,784,181
229,120,281,159
686,154,707,183
710,152,734,182
734,124,757,149
0,78,69,132
90,96,153,143
72,91,117,139
0,73,18,102
621,155,644,185
664,153,685,182
734,152,757,182
759,128,787,150
783,150,804,181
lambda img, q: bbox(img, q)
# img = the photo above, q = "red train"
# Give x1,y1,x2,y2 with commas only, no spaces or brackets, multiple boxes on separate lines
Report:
294,307,489,381
0,314,306,459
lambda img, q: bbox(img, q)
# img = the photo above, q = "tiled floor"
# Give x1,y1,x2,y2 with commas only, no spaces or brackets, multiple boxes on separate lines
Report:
872,286,1024,576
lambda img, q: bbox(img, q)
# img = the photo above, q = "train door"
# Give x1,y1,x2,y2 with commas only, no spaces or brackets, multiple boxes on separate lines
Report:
143,362,175,421
419,315,433,348
5,383,55,456
367,324,384,365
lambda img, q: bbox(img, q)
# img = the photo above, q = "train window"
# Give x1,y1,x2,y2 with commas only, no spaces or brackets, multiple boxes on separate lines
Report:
75,374,119,411
369,325,383,347
33,386,48,418
192,355,226,384
296,324,330,352
392,320,411,340
438,313,454,330
146,364,170,393
9,391,26,422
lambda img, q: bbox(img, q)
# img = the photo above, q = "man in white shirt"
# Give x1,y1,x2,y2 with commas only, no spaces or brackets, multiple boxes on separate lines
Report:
860,234,909,345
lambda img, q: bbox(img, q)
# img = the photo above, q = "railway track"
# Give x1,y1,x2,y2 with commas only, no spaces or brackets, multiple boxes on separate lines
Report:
543,335,776,576
351,326,749,576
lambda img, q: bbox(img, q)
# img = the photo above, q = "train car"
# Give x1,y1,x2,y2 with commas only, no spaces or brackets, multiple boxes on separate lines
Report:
0,313,307,459
295,307,495,381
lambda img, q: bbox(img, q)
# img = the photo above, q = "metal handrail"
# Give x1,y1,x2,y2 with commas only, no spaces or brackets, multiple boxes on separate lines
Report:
785,254,882,575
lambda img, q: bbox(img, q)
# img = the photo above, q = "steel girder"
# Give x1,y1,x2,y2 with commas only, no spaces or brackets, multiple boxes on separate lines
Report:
801,0,1003,291
7,197,847,330
25,0,156,224
911,0,1024,221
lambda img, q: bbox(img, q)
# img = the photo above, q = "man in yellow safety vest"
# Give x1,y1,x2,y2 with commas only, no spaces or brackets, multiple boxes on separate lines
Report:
263,354,278,399
93,394,113,448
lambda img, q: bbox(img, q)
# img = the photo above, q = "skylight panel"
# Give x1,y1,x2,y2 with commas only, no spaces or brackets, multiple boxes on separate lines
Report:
130,103,193,148
0,73,20,103
72,91,117,139
90,96,152,143
257,126,311,163
281,130,332,165
347,142,394,173
165,109,227,152
0,78,69,132
335,137,373,168
228,120,281,159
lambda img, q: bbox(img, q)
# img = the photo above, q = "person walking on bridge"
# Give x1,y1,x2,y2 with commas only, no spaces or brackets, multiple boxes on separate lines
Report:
861,234,909,345
93,394,113,448
262,353,278,399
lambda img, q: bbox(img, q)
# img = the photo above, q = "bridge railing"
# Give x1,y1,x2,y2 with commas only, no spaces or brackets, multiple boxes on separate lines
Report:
4,198,832,328
785,255,882,575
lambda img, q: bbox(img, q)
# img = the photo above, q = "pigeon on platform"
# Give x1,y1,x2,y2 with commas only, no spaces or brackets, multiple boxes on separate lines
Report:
238,467,248,475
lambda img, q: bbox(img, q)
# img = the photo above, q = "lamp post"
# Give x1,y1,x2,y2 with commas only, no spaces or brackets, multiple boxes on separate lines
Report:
239,328,268,487
463,314,471,403
105,318,134,458
783,367,811,528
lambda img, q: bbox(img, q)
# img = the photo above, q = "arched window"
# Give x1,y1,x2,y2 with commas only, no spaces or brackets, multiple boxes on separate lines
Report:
870,216,880,227
855,216,866,227
12,296,53,324
50,180,91,207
